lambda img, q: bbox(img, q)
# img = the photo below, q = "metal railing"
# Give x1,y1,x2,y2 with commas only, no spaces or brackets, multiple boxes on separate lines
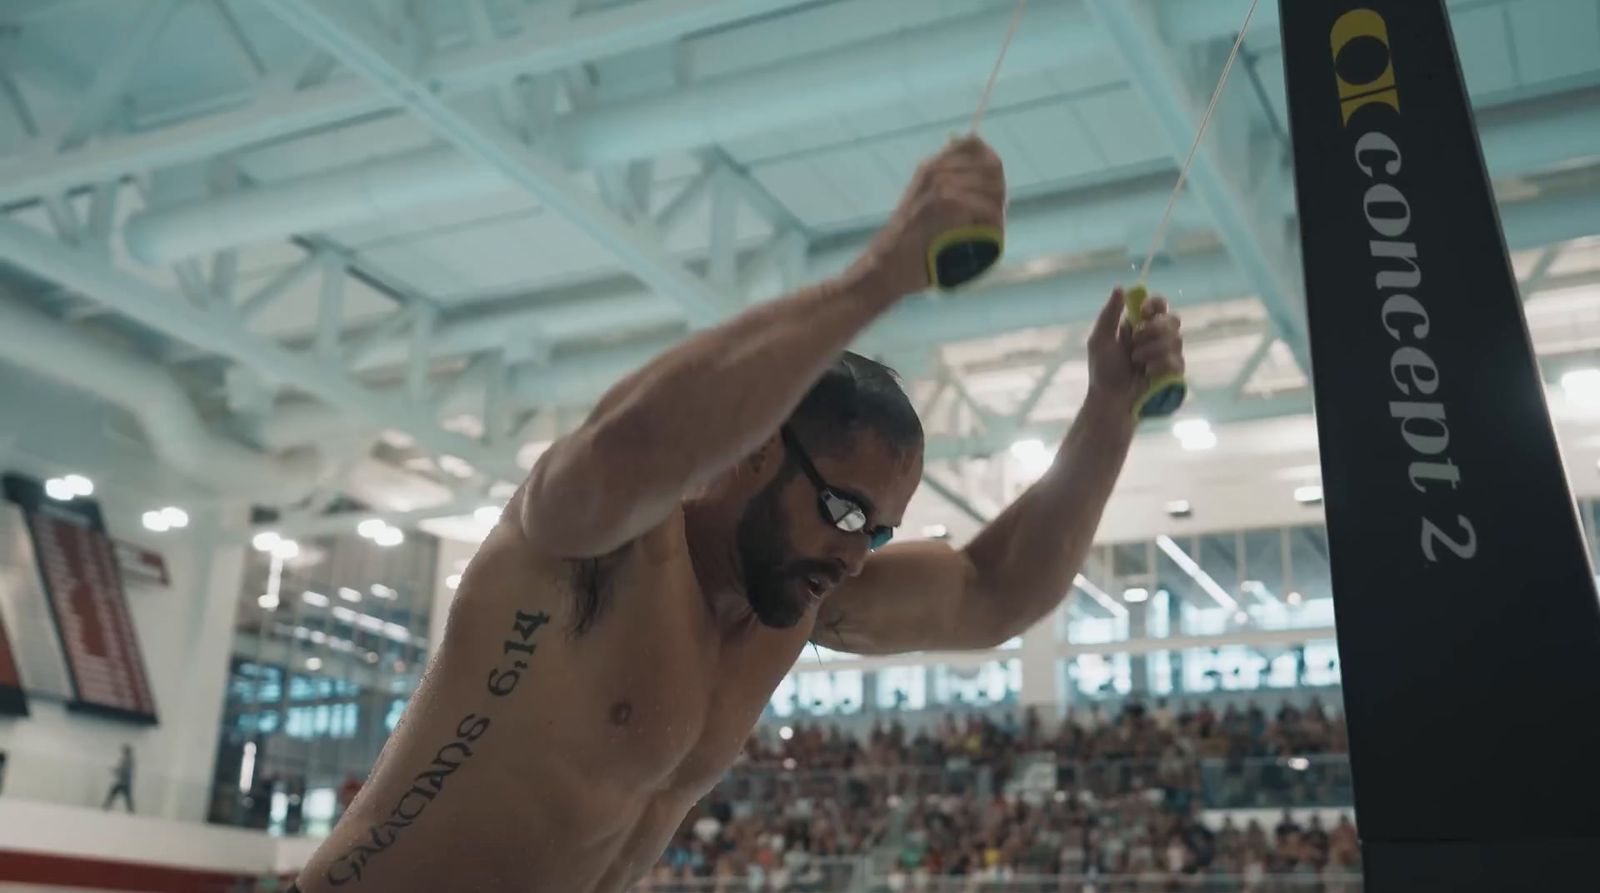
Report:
718,754,1353,811
1200,755,1353,809
633,856,865,892
629,870,1364,893
720,763,990,804
862,874,1363,893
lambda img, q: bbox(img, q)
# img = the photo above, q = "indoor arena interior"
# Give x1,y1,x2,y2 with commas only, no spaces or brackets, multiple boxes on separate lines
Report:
2,1,1600,891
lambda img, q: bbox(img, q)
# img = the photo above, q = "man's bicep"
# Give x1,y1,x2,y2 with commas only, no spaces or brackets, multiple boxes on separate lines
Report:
517,421,680,559
811,540,987,655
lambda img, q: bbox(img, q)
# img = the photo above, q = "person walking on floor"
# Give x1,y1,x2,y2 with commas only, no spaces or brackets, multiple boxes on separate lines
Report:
102,743,134,812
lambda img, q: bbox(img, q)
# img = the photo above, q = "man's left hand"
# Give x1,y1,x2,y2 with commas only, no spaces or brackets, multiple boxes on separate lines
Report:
1085,287,1185,412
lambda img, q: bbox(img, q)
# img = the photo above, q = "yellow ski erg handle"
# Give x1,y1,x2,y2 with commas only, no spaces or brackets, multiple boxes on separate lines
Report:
1125,284,1188,419
928,224,1004,290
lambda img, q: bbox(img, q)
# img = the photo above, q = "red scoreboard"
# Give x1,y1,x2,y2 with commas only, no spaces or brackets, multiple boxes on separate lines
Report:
3,474,157,724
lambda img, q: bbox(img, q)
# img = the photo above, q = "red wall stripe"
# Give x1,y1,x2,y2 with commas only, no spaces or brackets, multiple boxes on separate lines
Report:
0,850,295,892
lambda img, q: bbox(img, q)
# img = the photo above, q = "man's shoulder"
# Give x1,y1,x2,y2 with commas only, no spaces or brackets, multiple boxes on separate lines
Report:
503,499,690,570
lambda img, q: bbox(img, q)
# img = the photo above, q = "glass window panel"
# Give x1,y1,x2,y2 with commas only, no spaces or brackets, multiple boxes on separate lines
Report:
1196,533,1240,595
1242,528,1287,599
931,660,1020,707
1304,640,1343,686
1148,650,1173,695
1267,652,1299,688
768,674,797,717
1065,653,1131,698
1182,648,1218,693
875,666,926,711
1066,616,1124,644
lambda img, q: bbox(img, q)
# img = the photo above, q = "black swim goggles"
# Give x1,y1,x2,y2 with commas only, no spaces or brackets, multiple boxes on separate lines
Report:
779,426,895,551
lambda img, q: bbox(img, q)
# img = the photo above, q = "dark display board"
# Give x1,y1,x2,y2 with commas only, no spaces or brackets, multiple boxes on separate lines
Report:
0,605,25,716
1278,1,1600,888
2,474,157,724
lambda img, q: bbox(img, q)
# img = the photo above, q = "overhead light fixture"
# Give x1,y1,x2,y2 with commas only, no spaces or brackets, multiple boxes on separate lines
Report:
357,518,387,539
1294,484,1324,505
438,455,477,479
338,587,362,602
1562,368,1600,407
142,506,189,533
922,524,950,540
257,593,279,610
1122,587,1150,603
238,741,257,794
252,531,282,553
1172,419,1216,451
445,573,462,590
302,591,330,608
1287,591,1304,606
44,478,76,501
1009,438,1055,478
374,526,405,547
779,725,794,741
370,584,397,600
1164,500,1193,518
62,474,94,497
1287,756,1311,772
1233,609,1250,624
304,657,323,671
1155,535,1239,610
474,505,502,527
272,538,300,560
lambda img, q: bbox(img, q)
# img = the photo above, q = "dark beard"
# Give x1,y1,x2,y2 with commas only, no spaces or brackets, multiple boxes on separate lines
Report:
734,471,809,629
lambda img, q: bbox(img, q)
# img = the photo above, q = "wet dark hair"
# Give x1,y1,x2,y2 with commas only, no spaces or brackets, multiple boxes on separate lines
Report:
785,351,923,457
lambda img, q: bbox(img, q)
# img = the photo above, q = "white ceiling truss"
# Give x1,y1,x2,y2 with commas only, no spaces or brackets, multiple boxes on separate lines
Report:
0,0,1598,545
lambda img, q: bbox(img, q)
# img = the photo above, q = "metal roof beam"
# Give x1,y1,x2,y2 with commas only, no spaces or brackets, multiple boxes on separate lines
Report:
265,0,736,326
0,0,819,203
0,217,522,483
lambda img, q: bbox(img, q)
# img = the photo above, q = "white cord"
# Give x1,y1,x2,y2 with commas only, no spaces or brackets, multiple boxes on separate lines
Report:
970,0,1029,134
1137,0,1263,285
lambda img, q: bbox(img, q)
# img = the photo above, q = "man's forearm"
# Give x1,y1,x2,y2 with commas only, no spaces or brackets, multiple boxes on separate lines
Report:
961,391,1138,636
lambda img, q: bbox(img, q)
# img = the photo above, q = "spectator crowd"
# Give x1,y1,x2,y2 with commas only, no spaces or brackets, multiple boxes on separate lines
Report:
639,698,1358,891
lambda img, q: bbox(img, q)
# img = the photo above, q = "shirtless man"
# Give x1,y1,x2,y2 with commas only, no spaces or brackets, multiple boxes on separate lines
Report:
291,136,1184,893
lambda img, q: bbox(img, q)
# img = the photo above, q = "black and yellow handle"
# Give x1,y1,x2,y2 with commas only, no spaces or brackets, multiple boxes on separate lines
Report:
928,224,1004,290
1125,284,1187,419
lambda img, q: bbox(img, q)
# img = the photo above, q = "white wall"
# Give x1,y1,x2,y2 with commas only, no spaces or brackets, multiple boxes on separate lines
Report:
0,365,249,822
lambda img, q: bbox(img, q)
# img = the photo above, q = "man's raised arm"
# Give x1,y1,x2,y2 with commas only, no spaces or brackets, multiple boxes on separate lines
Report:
518,138,1006,559
815,289,1185,654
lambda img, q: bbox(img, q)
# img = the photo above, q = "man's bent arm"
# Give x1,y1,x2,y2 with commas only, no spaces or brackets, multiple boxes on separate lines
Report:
815,288,1181,653
958,391,1137,640
815,392,1135,653
518,137,1004,559
523,267,898,558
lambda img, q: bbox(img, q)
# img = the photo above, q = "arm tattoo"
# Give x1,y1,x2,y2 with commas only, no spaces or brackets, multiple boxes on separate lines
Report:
326,608,550,886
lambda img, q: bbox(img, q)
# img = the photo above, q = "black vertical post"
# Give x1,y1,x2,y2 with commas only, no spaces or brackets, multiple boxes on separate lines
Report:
1278,1,1600,889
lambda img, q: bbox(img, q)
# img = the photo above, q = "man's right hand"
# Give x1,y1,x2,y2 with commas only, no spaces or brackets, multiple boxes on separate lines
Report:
851,135,1007,297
